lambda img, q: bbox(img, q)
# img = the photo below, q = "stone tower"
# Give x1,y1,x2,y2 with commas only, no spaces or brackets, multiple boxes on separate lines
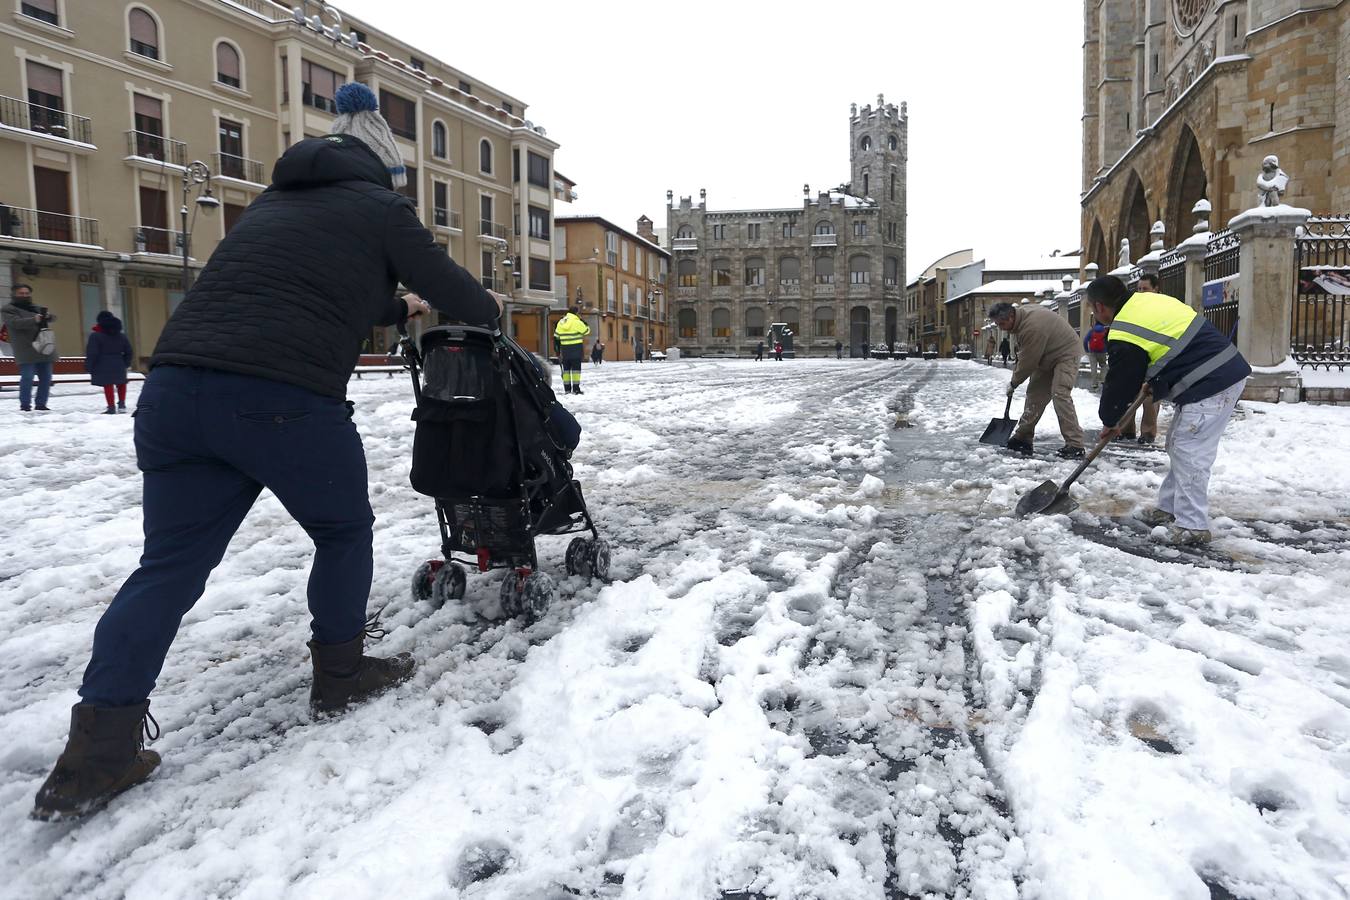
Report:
848,94,908,345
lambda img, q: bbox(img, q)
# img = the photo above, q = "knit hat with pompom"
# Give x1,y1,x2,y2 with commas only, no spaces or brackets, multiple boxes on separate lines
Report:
330,83,407,189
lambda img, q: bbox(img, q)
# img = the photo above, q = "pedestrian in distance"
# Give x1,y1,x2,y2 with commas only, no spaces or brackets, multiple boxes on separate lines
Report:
554,304,590,394
861,340,870,360
31,82,504,823
989,301,1086,459
595,341,605,365
773,341,783,361
86,310,134,414
1084,321,1109,391
1088,275,1251,545
835,339,843,359
998,336,1011,367
633,336,644,363
754,340,764,361
2,283,57,411
1119,273,1163,444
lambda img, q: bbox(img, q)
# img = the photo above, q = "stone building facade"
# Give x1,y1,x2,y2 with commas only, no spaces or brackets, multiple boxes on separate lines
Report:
667,97,907,357
1081,0,1349,271
0,0,560,363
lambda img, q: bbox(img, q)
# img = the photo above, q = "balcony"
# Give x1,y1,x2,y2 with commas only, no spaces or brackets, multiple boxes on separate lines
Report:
0,94,93,146
214,152,265,185
1,206,99,246
434,208,462,230
778,282,800,296
126,130,186,166
810,232,837,248
130,225,185,256
478,219,509,246
672,236,698,252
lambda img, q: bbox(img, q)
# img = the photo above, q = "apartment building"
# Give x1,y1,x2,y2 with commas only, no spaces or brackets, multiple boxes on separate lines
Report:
0,0,560,362
552,215,670,359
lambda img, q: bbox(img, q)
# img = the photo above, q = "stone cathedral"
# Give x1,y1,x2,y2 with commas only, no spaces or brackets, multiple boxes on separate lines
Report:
667,96,908,357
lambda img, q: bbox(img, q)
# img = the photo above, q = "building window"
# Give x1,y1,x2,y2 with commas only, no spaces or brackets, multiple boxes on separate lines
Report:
884,256,899,287
503,101,513,114
606,278,615,311
675,225,694,239
747,223,761,240
138,185,169,252
815,221,834,235
677,258,697,287
622,283,631,315
133,93,164,158
746,306,765,337
635,249,643,276
860,135,871,151
409,56,425,71
779,257,800,285
863,173,869,196
744,257,764,287
218,118,244,178
711,258,732,287
433,181,448,226
481,250,495,289
432,121,447,159
815,255,835,284
301,60,339,113
20,0,59,25
380,90,416,140
889,173,896,201
479,139,492,174
678,307,697,338
529,257,550,291
621,240,629,270
129,8,159,60
888,134,898,151
216,42,242,88
458,80,471,94
712,308,731,338
781,307,799,337
479,194,493,232
399,165,417,202
853,220,867,237
782,221,797,238
712,224,725,241
813,307,835,337
850,255,870,284
25,61,64,133
223,202,246,234
528,205,549,240
526,151,549,187
606,231,618,266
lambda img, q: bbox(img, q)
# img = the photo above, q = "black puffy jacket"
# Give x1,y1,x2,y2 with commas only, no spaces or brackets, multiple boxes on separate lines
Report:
152,134,499,398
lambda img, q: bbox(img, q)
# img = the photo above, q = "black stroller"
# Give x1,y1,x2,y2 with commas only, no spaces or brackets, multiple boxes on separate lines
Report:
401,323,609,621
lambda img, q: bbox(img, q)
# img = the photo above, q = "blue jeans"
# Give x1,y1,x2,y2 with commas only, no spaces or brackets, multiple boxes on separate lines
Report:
19,360,53,409
81,366,375,707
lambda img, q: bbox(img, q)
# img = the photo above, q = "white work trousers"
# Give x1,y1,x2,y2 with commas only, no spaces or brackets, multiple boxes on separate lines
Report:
1157,381,1243,530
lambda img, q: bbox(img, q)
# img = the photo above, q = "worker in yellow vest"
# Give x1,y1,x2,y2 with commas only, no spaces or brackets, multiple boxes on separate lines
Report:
553,305,591,395
1087,275,1251,545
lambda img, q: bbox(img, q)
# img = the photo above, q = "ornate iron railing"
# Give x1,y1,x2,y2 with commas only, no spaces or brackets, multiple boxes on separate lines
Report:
1292,215,1350,370
1204,229,1239,282
1158,249,1186,299
0,205,99,245
126,130,186,166
214,152,264,184
0,94,93,144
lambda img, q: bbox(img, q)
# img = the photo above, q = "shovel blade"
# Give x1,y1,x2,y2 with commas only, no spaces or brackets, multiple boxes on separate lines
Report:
979,417,1015,446
1016,480,1079,517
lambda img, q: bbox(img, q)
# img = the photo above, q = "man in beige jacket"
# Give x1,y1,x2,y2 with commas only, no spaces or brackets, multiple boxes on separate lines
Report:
989,301,1085,458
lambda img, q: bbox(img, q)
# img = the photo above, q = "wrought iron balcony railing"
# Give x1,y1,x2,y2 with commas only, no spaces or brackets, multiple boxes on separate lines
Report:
0,205,99,245
126,130,186,166
131,225,185,255
214,151,264,184
0,94,93,144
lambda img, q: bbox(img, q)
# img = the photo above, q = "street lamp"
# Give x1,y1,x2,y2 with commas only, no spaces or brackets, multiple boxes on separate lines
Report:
180,160,219,290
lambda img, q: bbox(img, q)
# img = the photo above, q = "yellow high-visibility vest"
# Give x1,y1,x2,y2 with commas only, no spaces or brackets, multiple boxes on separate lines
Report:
554,313,590,346
1108,291,1239,398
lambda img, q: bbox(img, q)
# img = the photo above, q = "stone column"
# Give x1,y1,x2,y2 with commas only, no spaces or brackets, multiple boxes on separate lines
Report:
99,260,123,312
1228,204,1310,401
1176,235,1208,311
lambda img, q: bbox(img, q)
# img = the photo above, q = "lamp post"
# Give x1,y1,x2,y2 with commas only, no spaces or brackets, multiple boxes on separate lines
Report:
180,160,219,291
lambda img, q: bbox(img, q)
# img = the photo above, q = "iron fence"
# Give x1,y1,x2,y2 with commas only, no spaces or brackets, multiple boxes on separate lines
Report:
1205,229,1239,281
0,94,93,144
131,226,185,255
1,205,100,245
1158,249,1185,299
1293,216,1350,370
126,130,186,166
214,152,264,184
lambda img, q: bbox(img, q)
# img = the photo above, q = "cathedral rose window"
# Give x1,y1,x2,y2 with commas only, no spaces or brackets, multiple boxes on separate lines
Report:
1172,0,1209,35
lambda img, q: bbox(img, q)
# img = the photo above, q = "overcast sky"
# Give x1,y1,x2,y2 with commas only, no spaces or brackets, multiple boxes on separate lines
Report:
334,0,1084,275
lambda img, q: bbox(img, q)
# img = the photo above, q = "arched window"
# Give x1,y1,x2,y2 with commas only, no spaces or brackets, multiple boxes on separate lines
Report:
780,306,799,337
479,138,492,174
814,255,835,284
885,307,898,345
745,306,765,337
778,257,800,285
860,136,871,151
129,7,159,60
884,256,899,287
813,306,835,337
677,307,697,338
215,41,241,88
677,258,697,287
849,255,871,284
712,308,731,338
432,121,447,159
814,220,834,235
888,134,898,151
676,224,694,238
711,257,732,286
744,256,765,287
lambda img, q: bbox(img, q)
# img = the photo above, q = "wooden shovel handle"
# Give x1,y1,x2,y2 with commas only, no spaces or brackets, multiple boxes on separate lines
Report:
1055,385,1152,495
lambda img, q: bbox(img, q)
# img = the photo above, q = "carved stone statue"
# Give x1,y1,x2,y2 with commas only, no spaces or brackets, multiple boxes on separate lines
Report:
1198,40,1213,69
1118,238,1131,269
1256,155,1289,207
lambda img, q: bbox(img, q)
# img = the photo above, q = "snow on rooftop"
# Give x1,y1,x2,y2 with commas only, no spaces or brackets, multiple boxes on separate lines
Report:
981,256,1081,272
948,278,1079,303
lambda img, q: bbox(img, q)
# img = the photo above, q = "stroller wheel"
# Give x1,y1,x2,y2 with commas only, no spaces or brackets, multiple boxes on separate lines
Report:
431,562,467,607
521,572,558,622
499,570,524,618
588,539,612,582
565,537,591,577
412,559,443,603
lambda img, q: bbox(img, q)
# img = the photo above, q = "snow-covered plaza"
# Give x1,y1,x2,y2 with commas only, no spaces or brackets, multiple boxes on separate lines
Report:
2,358,1349,900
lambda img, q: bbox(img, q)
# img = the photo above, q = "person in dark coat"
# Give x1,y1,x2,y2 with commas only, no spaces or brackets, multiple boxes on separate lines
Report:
33,83,503,823
86,310,134,414
589,342,601,366
754,340,764,361
861,340,870,360
835,339,843,359
999,336,1011,366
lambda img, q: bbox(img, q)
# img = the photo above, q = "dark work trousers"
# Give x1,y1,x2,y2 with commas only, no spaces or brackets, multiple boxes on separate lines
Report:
80,365,375,707
560,345,583,389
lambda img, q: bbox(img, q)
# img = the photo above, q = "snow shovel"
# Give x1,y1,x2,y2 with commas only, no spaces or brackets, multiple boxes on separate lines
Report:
978,396,1017,446
1015,386,1151,518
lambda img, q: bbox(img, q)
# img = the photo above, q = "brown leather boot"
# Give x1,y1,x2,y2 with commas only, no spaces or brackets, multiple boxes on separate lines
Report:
32,702,160,821
308,633,416,714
